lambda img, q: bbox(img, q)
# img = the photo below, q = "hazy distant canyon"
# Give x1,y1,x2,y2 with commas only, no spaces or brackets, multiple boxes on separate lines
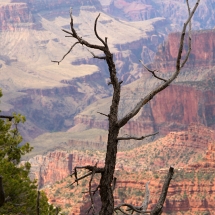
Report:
1,0,215,214
1,0,215,142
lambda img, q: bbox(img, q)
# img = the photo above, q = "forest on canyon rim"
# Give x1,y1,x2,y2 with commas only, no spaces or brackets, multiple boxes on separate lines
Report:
1,0,215,214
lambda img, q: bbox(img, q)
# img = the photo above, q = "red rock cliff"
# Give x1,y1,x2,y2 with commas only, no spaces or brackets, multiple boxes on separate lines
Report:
40,125,215,214
0,3,34,31
153,30,215,72
74,82,215,137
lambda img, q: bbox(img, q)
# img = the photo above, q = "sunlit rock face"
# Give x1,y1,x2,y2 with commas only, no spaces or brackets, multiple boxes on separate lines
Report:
0,3,34,31
153,30,215,72
36,125,215,214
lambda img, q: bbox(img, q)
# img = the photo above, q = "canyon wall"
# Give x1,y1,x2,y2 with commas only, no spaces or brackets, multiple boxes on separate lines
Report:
28,124,215,187
153,29,215,72
0,3,35,31
0,0,169,141
0,0,102,31
11,0,102,13
71,29,215,137
37,125,215,214
73,81,215,136
104,0,215,30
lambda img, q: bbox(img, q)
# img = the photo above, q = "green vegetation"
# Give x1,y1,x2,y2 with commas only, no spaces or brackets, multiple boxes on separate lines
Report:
0,90,59,214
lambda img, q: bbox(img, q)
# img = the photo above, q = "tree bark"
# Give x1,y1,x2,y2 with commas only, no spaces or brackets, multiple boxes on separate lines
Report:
99,48,121,214
99,126,119,214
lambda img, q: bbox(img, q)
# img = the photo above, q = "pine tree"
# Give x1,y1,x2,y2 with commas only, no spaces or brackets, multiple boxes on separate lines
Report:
0,89,60,215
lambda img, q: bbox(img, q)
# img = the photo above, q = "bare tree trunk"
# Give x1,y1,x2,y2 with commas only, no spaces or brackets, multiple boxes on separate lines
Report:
99,127,119,214
54,1,200,214
99,49,121,214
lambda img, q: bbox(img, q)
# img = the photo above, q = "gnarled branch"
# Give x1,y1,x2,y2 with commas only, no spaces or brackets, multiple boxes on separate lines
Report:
87,163,98,214
139,60,167,82
69,165,104,187
117,132,158,141
52,42,80,65
117,0,200,129
52,10,107,65
150,167,174,215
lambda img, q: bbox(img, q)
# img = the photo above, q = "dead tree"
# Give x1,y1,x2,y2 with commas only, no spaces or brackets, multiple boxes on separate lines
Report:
53,0,200,214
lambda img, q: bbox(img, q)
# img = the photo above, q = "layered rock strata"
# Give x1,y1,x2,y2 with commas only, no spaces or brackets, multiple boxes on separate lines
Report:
153,29,215,72
39,125,215,214
0,3,34,31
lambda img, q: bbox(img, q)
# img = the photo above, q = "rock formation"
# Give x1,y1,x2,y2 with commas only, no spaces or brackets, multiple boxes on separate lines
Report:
11,0,102,13
153,29,215,72
0,2,34,31
103,0,215,30
37,124,215,214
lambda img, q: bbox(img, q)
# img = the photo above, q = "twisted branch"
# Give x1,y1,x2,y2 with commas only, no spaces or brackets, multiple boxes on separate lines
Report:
87,163,98,214
139,60,167,82
52,10,107,65
69,165,104,187
117,132,158,141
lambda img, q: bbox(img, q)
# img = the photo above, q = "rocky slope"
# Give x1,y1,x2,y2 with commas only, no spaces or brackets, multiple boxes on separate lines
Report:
27,124,214,187
35,124,215,214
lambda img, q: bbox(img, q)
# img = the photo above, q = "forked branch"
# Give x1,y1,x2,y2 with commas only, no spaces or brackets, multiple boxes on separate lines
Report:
52,9,107,65
114,167,174,215
94,14,107,47
117,0,200,129
69,165,104,186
